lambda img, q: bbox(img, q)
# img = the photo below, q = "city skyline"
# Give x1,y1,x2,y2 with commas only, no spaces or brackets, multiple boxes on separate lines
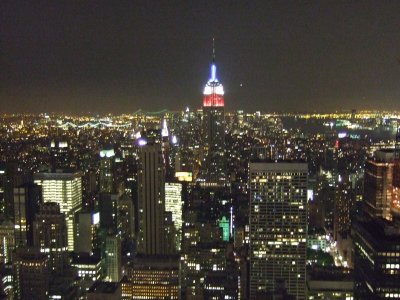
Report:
2,1,400,114
0,99,399,298
2,2,400,296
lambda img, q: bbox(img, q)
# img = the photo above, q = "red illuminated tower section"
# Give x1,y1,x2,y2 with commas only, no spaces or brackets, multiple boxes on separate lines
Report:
202,40,226,184
203,65,224,107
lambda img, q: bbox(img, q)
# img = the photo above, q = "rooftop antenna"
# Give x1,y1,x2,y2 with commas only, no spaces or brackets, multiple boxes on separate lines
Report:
210,38,216,81
212,37,215,63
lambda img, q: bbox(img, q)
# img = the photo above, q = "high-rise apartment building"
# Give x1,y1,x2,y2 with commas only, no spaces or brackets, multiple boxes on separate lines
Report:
137,143,166,255
34,170,82,251
249,162,308,299
202,42,226,184
334,175,357,240
33,202,69,273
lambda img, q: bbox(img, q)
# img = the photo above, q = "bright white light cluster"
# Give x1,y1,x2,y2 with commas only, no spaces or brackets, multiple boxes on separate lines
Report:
203,84,224,95
203,63,224,95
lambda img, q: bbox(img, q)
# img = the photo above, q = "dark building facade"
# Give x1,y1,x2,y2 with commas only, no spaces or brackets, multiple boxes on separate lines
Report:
353,218,400,299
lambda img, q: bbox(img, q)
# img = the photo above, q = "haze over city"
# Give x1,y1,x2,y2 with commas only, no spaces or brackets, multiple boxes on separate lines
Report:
2,2,400,299
2,1,400,114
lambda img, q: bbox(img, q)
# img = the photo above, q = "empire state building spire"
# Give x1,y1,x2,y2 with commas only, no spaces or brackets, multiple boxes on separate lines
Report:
212,37,215,63
201,38,226,184
203,39,224,107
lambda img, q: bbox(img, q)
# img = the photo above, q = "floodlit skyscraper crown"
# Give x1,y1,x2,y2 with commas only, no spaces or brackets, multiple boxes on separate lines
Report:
203,39,224,107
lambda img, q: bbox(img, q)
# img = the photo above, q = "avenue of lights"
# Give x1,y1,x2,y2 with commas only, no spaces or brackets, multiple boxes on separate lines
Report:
0,107,399,300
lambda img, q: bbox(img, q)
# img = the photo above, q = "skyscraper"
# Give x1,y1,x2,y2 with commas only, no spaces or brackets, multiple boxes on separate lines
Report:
249,162,308,299
13,248,49,300
0,219,15,264
99,148,115,193
98,193,118,232
33,202,69,273
334,175,357,241
117,193,134,241
364,149,395,221
202,41,226,184
13,183,42,247
34,170,83,251
165,182,182,251
353,147,400,299
74,210,99,254
353,217,400,299
105,234,121,282
137,143,166,255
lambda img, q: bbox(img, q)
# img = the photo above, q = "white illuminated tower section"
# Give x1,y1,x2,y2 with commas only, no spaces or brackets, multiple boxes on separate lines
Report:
202,41,226,184
165,182,183,251
249,162,307,299
34,171,82,252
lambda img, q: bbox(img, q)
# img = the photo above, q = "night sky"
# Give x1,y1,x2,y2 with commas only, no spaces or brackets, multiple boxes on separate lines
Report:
1,1,400,114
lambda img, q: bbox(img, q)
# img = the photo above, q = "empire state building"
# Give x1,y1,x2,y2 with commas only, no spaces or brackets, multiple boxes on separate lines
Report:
202,42,226,184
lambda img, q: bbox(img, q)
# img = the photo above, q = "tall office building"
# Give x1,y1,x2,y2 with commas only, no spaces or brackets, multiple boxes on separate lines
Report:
353,146,400,299
105,234,121,282
99,148,115,193
165,182,183,251
99,193,118,232
13,183,42,247
353,217,400,299
0,219,15,264
74,210,99,254
137,143,166,255
117,194,134,240
49,139,70,169
393,125,400,214
13,248,49,300
33,202,69,273
364,149,395,221
34,170,82,251
1,161,24,219
202,41,226,184
249,162,308,299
